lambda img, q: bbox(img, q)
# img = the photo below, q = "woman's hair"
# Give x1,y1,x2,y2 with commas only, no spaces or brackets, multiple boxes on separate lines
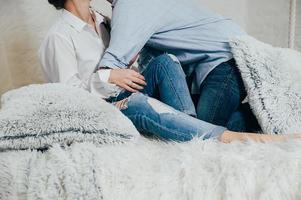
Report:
48,0,67,10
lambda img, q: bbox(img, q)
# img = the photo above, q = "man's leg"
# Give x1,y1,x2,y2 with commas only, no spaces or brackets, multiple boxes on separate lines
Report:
227,103,261,132
141,54,196,117
196,59,249,129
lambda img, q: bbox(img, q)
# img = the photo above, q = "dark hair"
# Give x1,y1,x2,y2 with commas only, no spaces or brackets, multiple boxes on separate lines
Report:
48,0,66,10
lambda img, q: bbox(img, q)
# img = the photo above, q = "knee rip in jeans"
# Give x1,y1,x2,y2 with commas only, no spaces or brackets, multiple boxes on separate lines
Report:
146,97,177,115
114,98,129,110
117,93,178,114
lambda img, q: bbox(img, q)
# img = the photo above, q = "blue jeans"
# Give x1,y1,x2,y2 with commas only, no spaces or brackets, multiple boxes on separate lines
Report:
108,54,196,116
195,59,261,132
138,47,260,132
108,54,226,141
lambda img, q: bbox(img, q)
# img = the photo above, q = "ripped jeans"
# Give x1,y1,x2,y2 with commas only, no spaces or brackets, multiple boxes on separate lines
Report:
107,54,226,142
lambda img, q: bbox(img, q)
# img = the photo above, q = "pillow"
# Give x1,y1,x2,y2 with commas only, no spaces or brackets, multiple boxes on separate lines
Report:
230,36,301,134
0,84,140,150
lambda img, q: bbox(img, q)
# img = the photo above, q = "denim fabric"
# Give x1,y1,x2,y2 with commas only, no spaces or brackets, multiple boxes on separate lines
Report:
227,103,261,133
195,59,261,132
109,54,196,117
108,54,226,141
140,54,196,117
139,49,260,132
121,93,226,142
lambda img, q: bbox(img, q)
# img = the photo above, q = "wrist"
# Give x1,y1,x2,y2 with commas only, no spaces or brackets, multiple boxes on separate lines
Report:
98,69,112,83
108,69,115,84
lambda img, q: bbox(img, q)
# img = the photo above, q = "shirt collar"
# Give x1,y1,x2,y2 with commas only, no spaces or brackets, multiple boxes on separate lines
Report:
62,9,86,32
62,9,104,32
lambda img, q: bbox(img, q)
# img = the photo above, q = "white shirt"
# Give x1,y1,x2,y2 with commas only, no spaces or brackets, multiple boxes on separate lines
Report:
39,9,122,99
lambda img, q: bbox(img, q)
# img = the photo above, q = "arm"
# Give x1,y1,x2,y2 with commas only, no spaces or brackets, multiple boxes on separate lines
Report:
39,33,113,98
107,54,148,93
99,0,170,69
39,33,146,95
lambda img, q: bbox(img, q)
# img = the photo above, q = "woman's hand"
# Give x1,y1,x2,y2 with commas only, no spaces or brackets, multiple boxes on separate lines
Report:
109,69,147,93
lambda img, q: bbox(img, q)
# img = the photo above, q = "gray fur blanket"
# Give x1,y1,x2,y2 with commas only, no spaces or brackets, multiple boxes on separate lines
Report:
1,139,301,200
0,84,139,150
230,36,301,134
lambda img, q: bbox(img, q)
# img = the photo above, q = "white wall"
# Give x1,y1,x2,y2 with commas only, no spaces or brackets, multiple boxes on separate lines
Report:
246,0,291,48
296,0,301,50
0,0,58,94
199,0,249,30
0,0,300,96
200,0,297,48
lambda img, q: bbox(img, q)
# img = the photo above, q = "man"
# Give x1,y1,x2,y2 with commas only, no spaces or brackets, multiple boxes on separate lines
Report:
99,0,260,132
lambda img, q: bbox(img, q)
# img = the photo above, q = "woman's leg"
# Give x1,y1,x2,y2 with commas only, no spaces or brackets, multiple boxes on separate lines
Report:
120,93,225,142
220,131,300,143
140,54,196,117
117,93,300,143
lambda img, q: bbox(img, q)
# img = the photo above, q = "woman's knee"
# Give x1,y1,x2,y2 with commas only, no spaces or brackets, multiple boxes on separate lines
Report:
151,54,182,71
120,93,151,115
121,93,178,117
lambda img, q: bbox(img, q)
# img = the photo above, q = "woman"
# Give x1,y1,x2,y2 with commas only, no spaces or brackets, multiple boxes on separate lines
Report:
39,0,300,143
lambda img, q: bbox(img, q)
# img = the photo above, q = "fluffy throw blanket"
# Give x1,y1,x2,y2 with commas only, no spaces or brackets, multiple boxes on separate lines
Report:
230,36,301,134
1,139,301,200
0,84,139,150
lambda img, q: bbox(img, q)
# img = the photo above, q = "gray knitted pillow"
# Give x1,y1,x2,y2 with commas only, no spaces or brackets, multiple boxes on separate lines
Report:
230,36,301,134
0,84,139,150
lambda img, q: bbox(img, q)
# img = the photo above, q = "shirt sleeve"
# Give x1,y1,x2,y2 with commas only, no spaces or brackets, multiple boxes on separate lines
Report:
99,0,170,69
98,69,111,83
39,33,118,98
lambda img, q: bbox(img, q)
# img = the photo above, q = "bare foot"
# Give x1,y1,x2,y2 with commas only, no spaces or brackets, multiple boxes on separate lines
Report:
219,131,301,143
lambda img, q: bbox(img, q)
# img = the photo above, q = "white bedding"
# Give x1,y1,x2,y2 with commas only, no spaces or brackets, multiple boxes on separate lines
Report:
1,139,301,200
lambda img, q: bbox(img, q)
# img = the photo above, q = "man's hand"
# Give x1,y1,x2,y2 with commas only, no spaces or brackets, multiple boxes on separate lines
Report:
109,69,146,93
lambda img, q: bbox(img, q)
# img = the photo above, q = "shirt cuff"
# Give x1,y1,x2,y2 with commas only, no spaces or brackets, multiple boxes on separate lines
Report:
97,69,111,83
99,52,128,69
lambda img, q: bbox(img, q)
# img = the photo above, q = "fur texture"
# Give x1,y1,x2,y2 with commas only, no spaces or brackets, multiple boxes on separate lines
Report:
0,84,139,150
230,36,301,134
0,139,301,200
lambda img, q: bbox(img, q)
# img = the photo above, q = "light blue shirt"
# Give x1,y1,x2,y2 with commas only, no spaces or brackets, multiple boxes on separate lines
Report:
99,0,246,88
